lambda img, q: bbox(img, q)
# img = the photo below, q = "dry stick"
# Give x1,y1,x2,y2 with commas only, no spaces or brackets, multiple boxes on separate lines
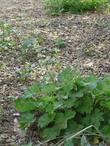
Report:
56,125,104,146
37,125,103,146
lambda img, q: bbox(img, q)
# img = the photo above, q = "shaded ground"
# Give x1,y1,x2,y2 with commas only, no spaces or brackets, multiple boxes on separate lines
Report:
0,0,110,145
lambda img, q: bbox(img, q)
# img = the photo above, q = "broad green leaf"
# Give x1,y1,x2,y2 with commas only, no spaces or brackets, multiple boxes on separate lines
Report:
42,126,60,140
23,82,41,98
103,100,110,109
97,78,110,96
65,110,76,120
55,113,67,129
65,121,83,135
41,83,56,95
40,96,56,102
75,96,93,113
63,98,76,108
72,90,84,98
55,110,76,129
82,109,104,128
38,113,55,128
19,112,35,129
37,96,56,113
54,100,63,109
64,139,73,146
45,103,55,113
101,125,110,139
84,76,98,90
58,67,77,95
15,98,38,112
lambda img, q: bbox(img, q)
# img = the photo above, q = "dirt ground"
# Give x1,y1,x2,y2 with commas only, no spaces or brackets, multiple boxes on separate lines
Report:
0,0,110,145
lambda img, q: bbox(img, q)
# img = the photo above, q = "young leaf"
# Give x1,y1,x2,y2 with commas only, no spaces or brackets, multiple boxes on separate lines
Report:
58,67,77,95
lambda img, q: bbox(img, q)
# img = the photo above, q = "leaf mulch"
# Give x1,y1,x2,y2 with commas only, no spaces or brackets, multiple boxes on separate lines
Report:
0,0,110,145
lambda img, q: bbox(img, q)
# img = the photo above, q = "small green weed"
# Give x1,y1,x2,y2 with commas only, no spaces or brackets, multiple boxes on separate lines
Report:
0,21,16,52
19,34,45,60
20,36,39,55
0,63,6,70
16,67,110,145
16,62,33,82
44,0,109,15
54,38,66,49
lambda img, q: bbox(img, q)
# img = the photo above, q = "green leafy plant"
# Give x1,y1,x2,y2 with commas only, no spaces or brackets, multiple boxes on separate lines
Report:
0,63,6,70
0,21,16,52
44,0,109,15
19,34,45,59
54,38,66,49
16,62,33,82
15,67,110,145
